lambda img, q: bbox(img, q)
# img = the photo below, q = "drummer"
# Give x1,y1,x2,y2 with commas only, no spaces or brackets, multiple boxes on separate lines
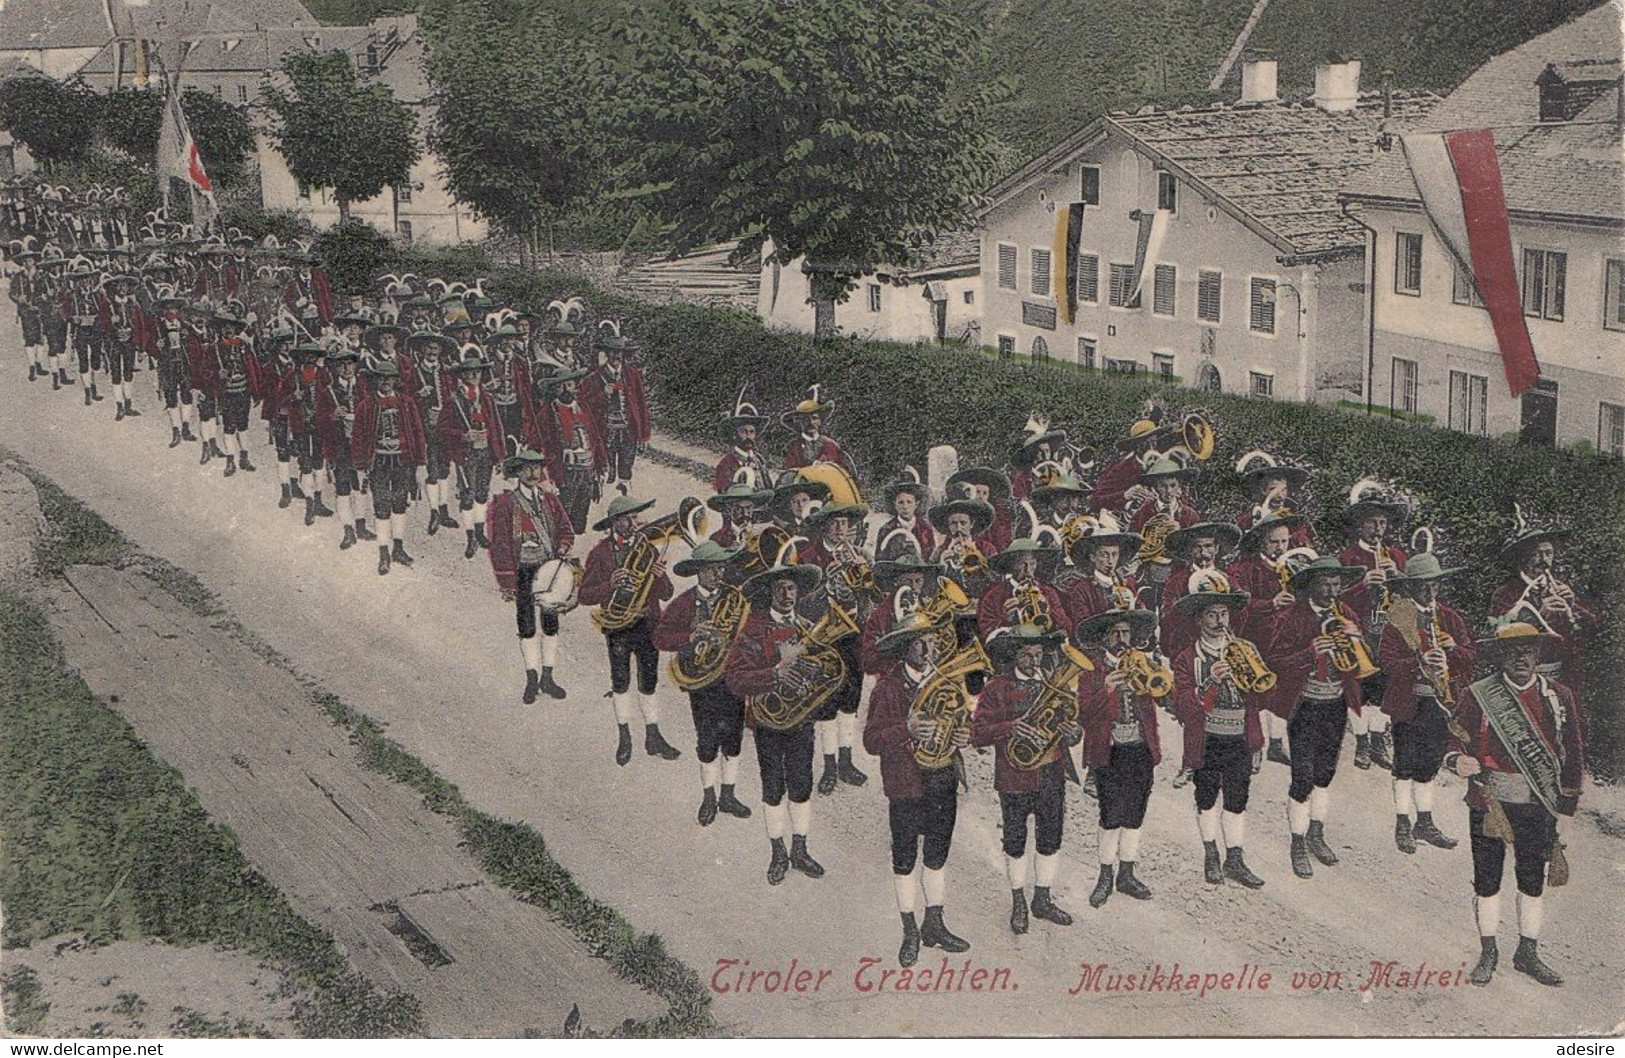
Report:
486,447,575,704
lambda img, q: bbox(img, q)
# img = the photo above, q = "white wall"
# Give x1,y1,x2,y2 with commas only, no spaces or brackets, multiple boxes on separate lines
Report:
758,252,979,345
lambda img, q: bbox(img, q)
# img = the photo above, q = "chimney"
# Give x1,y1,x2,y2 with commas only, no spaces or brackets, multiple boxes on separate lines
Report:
1240,56,1279,103
1314,58,1362,112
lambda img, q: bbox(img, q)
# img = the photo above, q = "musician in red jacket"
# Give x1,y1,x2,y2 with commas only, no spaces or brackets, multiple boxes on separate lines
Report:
485,323,539,459
354,360,428,577
579,495,679,766
1488,518,1600,701
1092,417,1171,516
713,388,773,494
876,467,935,560
1443,624,1584,988
185,303,226,465
1171,582,1268,890
972,625,1080,935
486,448,574,701
1158,521,1241,663
315,349,376,551
1338,489,1409,770
706,479,772,549
946,466,1014,553
976,538,1069,643
862,531,941,678
864,611,973,967
282,255,333,330
582,324,651,489
653,541,751,827
535,366,604,536
277,342,334,522
1075,604,1163,908
725,562,827,885
1266,555,1368,879
437,350,508,560
96,273,147,421
797,503,873,794
207,307,262,478
1062,515,1142,630
1233,450,1315,548
1128,456,1201,610
780,385,858,477
1376,553,1477,854
1227,511,1308,767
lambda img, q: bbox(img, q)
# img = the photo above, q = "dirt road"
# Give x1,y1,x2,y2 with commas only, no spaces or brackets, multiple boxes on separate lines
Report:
2,316,1619,1036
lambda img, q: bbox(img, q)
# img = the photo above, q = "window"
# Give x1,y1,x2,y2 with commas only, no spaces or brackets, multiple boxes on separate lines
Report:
866,283,882,312
1109,263,1140,309
397,182,413,204
212,83,223,98
1249,371,1274,400
1538,77,1568,123
1452,261,1484,308
396,220,413,243
962,289,974,305
1391,357,1419,415
1599,402,1625,456
1197,270,1222,324
997,334,1015,360
997,244,1017,291
1604,259,1625,332
1076,253,1099,304
1157,171,1177,213
1080,165,1100,206
1077,336,1097,370
1105,358,1140,376
1031,336,1050,362
1249,277,1276,335
1030,248,1052,297
235,84,248,102
1449,370,1489,436
1521,380,1559,446
1521,247,1566,321
1152,264,1176,317
1196,363,1222,393
1153,352,1175,379
1395,232,1423,296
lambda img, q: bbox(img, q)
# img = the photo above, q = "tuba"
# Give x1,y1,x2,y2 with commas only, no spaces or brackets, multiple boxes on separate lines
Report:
1322,600,1380,679
1222,636,1277,694
1008,642,1095,770
747,605,862,732
911,637,996,770
1121,648,1175,698
917,578,973,657
668,584,751,692
593,498,707,632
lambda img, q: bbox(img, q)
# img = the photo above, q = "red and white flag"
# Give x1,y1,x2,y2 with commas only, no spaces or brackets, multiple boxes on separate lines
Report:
1400,130,1539,396
157,74,217,229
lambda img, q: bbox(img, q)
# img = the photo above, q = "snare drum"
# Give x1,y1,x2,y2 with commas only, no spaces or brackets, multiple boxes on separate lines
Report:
533,557,582,615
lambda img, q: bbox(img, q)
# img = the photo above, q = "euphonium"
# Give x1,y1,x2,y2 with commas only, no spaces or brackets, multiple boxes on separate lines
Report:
1322,601,1380,679
593,498,707,632
911,637,996,770
1009,642,1095,770
747,604,862,732
918,579,972,657
1221,635,1277,694
1121,648,1175,698
668,584,750,692
1013,581,1055,632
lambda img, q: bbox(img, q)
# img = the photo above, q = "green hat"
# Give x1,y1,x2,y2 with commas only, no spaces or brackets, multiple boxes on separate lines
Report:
1391,552,1467,587
707,481,775,512
1289,555,1365,593
293,341,326,359
1032,473,1091,505
989,622,1065,660
882,467,929,506
1239,511,1306,552
988,537,1059,576
592,495,657,533
453,350,491,373
1172,570,1250,616
772,475,831,506
1139,456,1197,484
743,562,822,603
363,323,408,348
875,551,941,582
364,359,402,379
332,312,372,330
805,502,868,533
538,366,589,388
874,609,945,657
1070,520,1141,563
1498,524,1569,568
326,348,361,364
408,331,456,357
1073,606,1157,643
673,541,742,578
500,446,549,477
1166,521,1243,560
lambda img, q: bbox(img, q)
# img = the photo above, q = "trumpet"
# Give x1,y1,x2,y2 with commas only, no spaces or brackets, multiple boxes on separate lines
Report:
1220,635,1277,694
1321,600,1380,679
1120,648,1174,698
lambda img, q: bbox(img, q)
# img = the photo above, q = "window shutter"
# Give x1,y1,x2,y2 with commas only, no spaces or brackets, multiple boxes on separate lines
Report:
1197,270,1221,323
1077,254,1099,304
1031,249,1052,296
1153,264,1176,316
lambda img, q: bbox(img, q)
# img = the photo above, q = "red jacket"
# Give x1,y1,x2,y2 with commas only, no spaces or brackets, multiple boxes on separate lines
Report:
972,670,1073,793
1488,575,1599,697
270,362,324,435
485,486,573,597
1091,456,1143,515
315,375,364,464
96,293,149,348
488,354,541,445
1063,573,1140,631
1171,643,1267,770
1337,542,1409,630
1129,498,1200,536
579,533,672,626
537,398,606,481
653,585,707,653
1265,600,1365,719
724,610,805,709
1375,603,1477,723
1447,674,1583,815
283,271,334,324
1226,553,1290,646
1237,505,1315,548
977,580,1070,640
437,385,509,466
582,362,651,444
783,434,857,476
206,337,264,404
1158,561,1224,661
863,665,942,799
713,448,772,493
351,390,427,470
1076,657,1163,768
876,516,935,561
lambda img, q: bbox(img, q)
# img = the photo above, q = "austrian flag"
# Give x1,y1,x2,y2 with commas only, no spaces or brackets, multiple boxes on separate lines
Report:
1400,130,1540,396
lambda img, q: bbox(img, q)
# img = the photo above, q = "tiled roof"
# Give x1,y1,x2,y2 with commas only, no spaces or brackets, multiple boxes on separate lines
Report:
900,227,980,276
1343,1,1623,223
0,0,316,53
0,0,111,51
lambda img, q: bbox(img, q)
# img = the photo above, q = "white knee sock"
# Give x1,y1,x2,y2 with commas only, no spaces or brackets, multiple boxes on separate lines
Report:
721,754,741,785
1476,892,1502,937
520,636,542,672
1517,893,1543,939
1222,810,1247,850
894,869,919,915
168,405,182,429
1099,827,1121,866
1349,709,1370,736
337,492,353,524
1036,852,1060,888
1287,797,1310,835
700,757,720,792
837,711,858,750
764,801,788,840
638,692,659,725
1415,780,1436,814
1309,786,1331,823
473,500,487,526
922,866,947,907
1392,778,1416,817
816,718,837,757
1006,853,1030,890
1368,711,1389,735
541,633,558,668
378,516,393,545
1121,827,1143,862
788,798,811,837
1197,805,1222,843
611,691,634,725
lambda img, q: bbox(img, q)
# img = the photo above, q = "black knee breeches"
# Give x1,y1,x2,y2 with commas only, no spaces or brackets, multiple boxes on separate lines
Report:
690,682,745,763
1000,772,1065,858
889,766,959,874
756,723,814,806
1287,698,1347,802
1470,800,1557,898
606,619,659,695
1194,734,1253,813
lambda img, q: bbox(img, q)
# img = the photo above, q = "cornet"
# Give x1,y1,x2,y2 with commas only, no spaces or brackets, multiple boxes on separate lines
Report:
1121,648,1174,698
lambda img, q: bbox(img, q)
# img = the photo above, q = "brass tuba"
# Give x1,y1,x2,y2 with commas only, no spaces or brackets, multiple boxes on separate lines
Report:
911,637,996,770
1009,642,1095,770
1222,636,1277,694
917,578,973,657
593,498,707,632
668,584,751,692
1121,648,1175,698
747,605,862,732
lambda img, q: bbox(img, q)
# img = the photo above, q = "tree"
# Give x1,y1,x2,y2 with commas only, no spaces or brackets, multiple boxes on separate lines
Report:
96,87,165,163
616,0,1008,334
180,90,257,190
261,51,419,224
422,0,610,265
0,75,98,171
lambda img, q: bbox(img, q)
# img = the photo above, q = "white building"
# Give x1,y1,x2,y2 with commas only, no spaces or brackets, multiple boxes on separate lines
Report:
976,60,1436,404
1341,2,1624,452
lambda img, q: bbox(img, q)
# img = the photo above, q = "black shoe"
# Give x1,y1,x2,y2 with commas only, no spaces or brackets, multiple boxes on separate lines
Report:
84,389,93,407
304,498,317,527
52,372,61,391
645,724,681,760
1354,733,1373,770
1370,730,1393,771
1009,889,1030,935
1267,739,1291,766
199,441,212,465
438,506,456,531
464,530,479,559
223,455,237,477
209,439,224,460
312,499,333,518
426,509,441,535
717,784,752,819
238,451,255,472
290,480,306,499
767,839,789,886
279,483,292,509
789,835,824,879
1224,847,1265,889
1395,814,1417,854
124,400,139,417
1031,887,1073,926
474,524,491,550
28,364,38,381
378,546,391,576
1203,841,1223,885
1291,835,1314,879
1306,820,1339,866
817,754,838,795
355,520,377,541
522,669,540,705
1089,865,1114,908
115,402,125,421
920,906,969,952
538,668,565,700
1115,862,1152,900
1469,936,1498,986
697,788,717,827
169,427,181,448
1413,811,1458,849
339,524,357,550
1172,766,1192,789
899,912,921,967
391,541,414,568
91,384,103,402
182,423,197,442
1082,770,1097,800
1513,937,1563,986
615,724,633,767
837,747,867,787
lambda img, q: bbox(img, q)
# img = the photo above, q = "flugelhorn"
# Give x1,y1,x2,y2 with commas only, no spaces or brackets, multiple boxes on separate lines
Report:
1221,635,1276,694
1121,647,1174,698
1322,600,1380,679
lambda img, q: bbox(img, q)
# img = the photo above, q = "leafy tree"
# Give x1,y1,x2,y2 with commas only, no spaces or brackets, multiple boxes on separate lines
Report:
316,219,397,297
0,75,98,171
616,0,1009,334
261,51,419,224
180,90,257,190
96,87,165,163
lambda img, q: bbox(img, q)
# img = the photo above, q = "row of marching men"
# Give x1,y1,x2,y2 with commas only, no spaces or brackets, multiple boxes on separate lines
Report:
490,383,1595,984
